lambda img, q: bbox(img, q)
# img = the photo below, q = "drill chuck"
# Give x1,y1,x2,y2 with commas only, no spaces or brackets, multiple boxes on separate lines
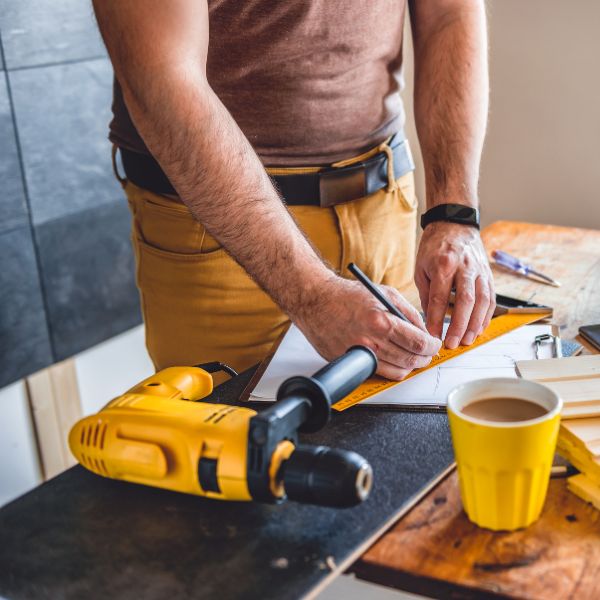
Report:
280,445,373,508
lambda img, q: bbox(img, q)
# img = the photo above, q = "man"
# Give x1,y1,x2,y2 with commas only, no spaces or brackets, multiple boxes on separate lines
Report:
94,0,495,381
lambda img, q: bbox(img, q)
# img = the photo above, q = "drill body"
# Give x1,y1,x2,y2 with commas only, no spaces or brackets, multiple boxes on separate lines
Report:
69,348,377,507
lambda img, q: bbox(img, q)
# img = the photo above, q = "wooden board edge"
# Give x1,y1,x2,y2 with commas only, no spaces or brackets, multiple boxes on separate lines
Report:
349,560,502,600
303,462,457,600
25,359,83,480
25,369,62,480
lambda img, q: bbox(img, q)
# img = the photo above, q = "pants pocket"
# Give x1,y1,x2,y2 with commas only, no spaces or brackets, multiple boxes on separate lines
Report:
126,182,225,257
336,172,418,290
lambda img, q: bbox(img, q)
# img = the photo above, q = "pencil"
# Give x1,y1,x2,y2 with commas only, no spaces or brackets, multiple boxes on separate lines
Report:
347,262,410,324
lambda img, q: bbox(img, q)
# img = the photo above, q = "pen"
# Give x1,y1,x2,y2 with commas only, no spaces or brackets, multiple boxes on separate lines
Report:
492,250,561,288
347,262,410,323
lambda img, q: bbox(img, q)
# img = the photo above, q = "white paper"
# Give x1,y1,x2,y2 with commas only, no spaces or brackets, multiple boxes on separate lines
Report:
250,323,554,407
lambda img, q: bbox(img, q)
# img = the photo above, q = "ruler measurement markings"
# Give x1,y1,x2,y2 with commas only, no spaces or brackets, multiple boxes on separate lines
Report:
333,312,551,411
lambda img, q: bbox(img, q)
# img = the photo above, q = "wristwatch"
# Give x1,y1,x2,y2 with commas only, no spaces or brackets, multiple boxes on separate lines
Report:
420,203,480,230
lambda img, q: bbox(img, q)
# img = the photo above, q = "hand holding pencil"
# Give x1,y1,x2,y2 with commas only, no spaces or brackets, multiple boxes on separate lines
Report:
293,263,441,381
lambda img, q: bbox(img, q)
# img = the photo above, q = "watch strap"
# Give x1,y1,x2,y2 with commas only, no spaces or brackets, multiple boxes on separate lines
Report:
420,203,480,230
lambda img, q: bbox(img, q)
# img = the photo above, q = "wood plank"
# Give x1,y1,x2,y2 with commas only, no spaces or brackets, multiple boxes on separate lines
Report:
562,402,600,420
26,369,65,480
545,379,600,404
517,355,600,381
568,474,600,510
26,359,82,480
354,222,600,598
562,419,600,456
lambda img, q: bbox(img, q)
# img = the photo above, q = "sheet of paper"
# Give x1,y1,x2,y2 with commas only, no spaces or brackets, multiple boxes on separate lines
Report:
250,323,554,407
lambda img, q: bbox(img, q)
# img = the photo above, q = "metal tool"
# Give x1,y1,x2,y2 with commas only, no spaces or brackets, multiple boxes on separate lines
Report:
534,333,562,359
492,250,561,287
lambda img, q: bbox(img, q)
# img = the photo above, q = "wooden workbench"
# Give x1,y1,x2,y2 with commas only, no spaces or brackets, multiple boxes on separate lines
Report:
354,221,600,599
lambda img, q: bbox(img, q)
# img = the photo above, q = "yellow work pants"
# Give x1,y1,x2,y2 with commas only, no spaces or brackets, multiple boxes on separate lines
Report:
121,148,418,377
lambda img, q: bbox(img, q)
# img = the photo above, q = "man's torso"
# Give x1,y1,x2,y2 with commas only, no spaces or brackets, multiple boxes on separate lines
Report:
110,0,408,166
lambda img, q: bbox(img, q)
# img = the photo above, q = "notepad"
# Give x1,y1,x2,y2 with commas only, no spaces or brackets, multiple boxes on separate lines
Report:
249,323,554,409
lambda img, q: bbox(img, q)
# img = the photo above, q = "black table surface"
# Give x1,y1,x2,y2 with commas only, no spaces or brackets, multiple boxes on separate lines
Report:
0,368,454,600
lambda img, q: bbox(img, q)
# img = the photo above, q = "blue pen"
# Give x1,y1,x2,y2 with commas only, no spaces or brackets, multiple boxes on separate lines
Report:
492,250,561,288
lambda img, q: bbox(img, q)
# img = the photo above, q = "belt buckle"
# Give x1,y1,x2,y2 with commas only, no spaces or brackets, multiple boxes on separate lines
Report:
319,163,366,208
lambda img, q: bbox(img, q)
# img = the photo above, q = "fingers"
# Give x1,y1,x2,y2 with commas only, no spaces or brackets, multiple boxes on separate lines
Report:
446,270,496,347
388,318,442,356
461,276,491,345
381,285,426,331
481,278,496,333
444,274,475,349
362,309,440,379
425,270,453,340
376,341,435,371
376,359,410,381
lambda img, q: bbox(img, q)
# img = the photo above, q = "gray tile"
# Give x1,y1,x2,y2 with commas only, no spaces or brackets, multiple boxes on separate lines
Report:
0,226,53,388
0,74,28,233
36,200,142,361
0,0,105,69
10,58,119,226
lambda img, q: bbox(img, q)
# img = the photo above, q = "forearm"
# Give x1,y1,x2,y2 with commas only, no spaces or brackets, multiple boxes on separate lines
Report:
410,0,488,209
120,68,334,318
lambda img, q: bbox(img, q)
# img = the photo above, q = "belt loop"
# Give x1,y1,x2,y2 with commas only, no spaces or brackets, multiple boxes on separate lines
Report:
111,145,127,189
378,139,398,193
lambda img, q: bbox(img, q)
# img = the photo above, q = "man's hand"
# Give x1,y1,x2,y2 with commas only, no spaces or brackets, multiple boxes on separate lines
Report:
294,278,442,381
415,221,495,348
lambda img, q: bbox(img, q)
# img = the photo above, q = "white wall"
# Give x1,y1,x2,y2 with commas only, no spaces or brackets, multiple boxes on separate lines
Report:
75,325,154,416
404,0,600,230
0,381,42,506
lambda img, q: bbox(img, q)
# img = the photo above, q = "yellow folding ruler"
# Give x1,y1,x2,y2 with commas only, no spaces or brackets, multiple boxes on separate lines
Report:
333,295,552,412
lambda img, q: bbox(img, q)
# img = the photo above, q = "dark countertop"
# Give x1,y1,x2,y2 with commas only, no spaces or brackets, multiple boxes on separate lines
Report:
0,368,454,600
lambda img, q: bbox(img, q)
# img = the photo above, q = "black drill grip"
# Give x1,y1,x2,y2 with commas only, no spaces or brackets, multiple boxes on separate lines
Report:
276,346,377,433
312,346,377,405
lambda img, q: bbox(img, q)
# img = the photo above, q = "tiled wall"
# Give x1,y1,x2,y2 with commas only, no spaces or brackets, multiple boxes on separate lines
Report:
0,0,141,388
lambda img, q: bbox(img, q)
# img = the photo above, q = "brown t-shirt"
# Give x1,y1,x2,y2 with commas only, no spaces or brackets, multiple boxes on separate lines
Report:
109,0,408,166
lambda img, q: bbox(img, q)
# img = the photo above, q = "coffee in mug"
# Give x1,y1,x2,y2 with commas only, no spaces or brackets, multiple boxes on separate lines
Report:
461,397,548,422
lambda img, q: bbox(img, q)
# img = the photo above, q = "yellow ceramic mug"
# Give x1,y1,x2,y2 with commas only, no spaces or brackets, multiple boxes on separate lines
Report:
448,378,562,531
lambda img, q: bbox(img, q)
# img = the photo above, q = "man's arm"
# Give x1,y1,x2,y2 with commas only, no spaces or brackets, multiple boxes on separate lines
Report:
409,0,496,349
93,0,441,379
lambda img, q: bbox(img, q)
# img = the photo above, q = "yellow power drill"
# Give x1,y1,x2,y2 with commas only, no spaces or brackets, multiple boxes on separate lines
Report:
69,346,377,508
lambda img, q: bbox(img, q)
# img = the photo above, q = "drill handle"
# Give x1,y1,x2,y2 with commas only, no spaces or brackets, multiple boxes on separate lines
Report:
276,346,377,433
312,346,377,405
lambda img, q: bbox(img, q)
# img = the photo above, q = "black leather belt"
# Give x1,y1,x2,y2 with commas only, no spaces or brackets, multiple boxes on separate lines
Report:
120,133,414,207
